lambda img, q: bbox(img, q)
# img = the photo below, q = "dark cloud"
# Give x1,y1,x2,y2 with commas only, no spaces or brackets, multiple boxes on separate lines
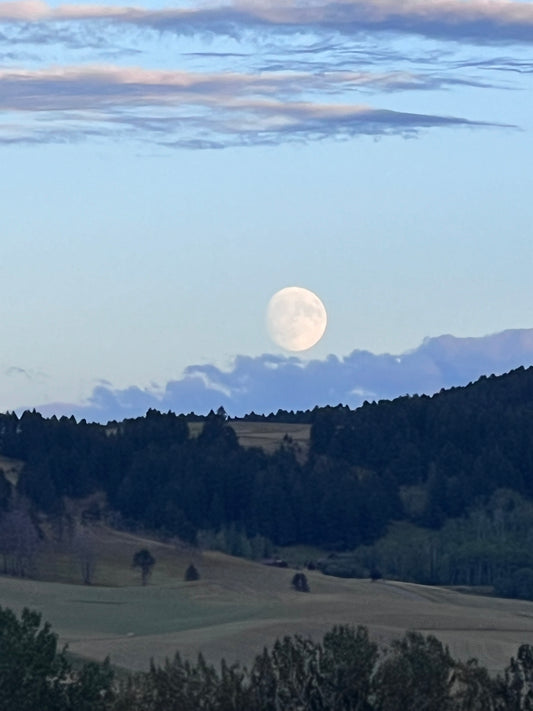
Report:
32,328,533,423
456,57,533,74
185,51,251,59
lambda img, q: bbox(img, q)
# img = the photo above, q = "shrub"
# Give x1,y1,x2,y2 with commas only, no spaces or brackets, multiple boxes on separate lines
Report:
291,572,310,592
132,549,155,585
185,563,200,581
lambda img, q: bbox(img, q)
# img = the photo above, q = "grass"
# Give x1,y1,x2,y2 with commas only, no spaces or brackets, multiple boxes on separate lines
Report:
274,543,325,567
0,422,526,677
188,420,311,457
0,455,23,486
2,525,533,676
231,421,311,457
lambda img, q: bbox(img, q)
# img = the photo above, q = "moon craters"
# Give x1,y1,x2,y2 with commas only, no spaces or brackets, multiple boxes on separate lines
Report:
266,286,327,352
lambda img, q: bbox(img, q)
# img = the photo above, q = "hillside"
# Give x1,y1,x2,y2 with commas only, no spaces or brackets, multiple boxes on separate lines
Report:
3,366,533,597
0,455,22,486
2,525,533,676
196,420,311,456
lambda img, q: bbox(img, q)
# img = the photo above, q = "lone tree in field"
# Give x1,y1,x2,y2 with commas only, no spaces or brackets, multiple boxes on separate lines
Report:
291,572,310,592
0,506,40,578
73,524,97,585
132,549,155,585
184,563,200,581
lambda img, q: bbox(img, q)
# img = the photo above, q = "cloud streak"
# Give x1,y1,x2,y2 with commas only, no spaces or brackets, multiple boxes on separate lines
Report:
3,0,533,45
0,64,502,146
0,1,526,147
0,64,476,109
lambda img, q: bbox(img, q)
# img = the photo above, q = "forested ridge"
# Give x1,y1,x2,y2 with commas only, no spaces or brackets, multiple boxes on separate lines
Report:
2,365,533,594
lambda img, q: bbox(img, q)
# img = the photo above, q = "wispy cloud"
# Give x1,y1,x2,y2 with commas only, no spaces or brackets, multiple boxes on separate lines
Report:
5,365,47,382
3,0,533,45
0,64,507,146
0,0,527,147
455,56,533,73
0,67,508,147
0,64,475,108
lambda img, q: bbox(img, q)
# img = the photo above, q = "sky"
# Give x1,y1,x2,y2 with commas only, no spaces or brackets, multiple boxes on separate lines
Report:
2,0,533,420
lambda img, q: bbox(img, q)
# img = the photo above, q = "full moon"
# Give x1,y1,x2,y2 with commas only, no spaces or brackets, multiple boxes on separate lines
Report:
266,286,327,352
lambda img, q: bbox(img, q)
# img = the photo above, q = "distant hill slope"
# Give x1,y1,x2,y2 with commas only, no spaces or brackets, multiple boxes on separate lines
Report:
2,525,533,676
4,365,533,596
32,327,533,421
311,364,533,516
4,367,533,545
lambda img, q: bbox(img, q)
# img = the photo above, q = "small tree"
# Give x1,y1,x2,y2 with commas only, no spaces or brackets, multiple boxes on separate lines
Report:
132,549,155,585
73,525,97,585
184,563,200,581
372,631,454,710
291,572,310,592
0,505,40,577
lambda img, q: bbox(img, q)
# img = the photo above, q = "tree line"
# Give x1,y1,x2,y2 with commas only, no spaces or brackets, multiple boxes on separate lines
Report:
4,605,533,711
3,366,533,594
0,407,394,549
309,367,533,527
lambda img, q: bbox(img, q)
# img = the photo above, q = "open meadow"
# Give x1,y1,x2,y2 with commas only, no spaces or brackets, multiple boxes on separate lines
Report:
2,419,533,679
231,421,311,457
188,420,311,457
1,525,533,676
0,455,23,486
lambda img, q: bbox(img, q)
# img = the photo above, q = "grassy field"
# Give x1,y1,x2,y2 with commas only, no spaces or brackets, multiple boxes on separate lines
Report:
230,421,311,456
188,420,311,457
1,429,532,678
0,455,23,486
2,525,533,676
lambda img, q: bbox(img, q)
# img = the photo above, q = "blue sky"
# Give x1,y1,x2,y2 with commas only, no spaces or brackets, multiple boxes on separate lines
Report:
2,0,533,418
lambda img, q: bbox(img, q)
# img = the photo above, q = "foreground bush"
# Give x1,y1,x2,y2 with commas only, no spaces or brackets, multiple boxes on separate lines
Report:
4,606,533,710
0,606,114,711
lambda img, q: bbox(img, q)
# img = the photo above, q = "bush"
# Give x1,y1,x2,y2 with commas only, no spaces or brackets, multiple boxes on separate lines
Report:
495,567,533,600
132,549,155,585
185,563,200,581
291,572,310,592
0,606,114,711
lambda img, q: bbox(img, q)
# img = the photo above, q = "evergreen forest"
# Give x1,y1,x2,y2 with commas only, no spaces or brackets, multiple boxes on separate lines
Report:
2,365,533,595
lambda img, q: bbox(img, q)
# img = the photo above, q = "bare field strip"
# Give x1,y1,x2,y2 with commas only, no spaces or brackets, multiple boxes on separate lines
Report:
2,552,533,675
0,455,23,486
188,420,311,456
230,421,311,455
